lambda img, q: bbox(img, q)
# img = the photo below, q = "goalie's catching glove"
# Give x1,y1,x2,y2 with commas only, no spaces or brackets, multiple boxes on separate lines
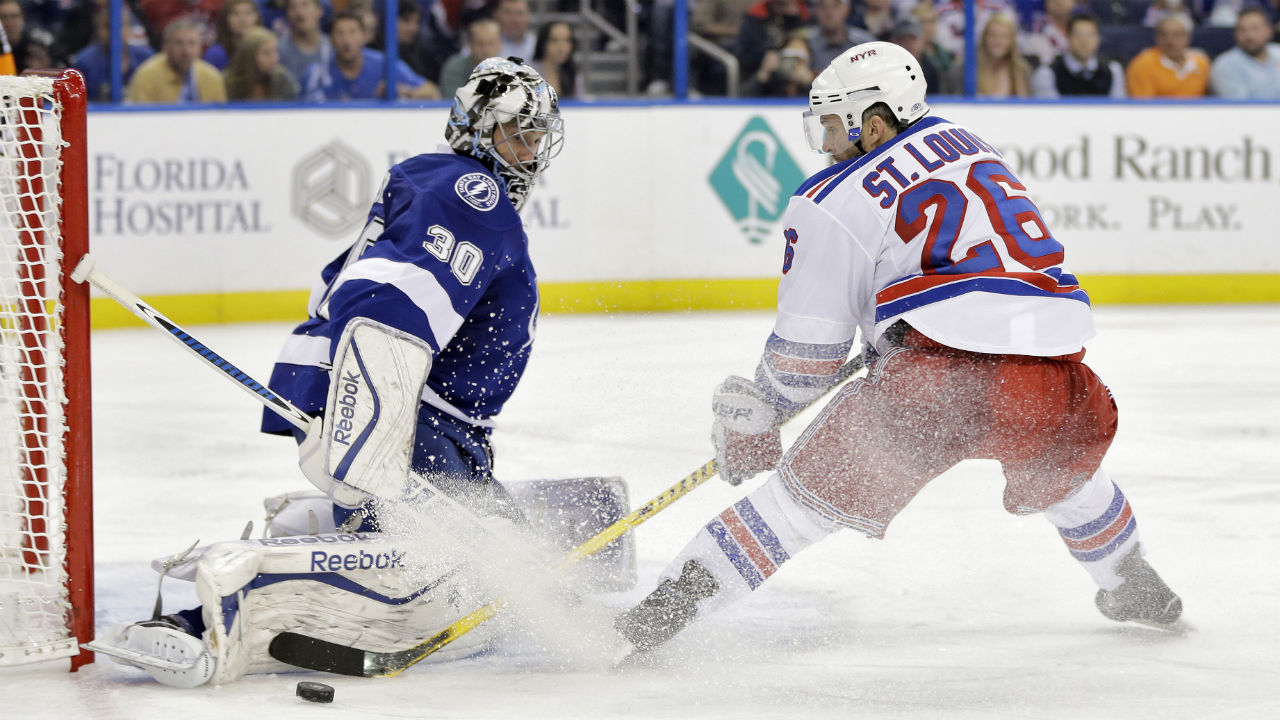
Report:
711,375,782,486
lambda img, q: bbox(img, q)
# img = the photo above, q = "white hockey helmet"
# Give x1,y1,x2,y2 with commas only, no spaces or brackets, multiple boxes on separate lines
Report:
803,41,929,153
446,56,564,209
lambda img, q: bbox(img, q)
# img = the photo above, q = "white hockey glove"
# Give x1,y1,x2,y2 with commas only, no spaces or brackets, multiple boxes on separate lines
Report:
711,375,782,486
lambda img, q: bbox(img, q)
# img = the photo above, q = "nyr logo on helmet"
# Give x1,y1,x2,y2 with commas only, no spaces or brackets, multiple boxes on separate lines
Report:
849,49,878,63
455,173,501,211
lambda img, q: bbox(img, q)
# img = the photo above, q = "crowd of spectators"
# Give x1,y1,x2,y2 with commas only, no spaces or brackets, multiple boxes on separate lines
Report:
2,0,1277,103
682,0,1280,98
0,0,582,103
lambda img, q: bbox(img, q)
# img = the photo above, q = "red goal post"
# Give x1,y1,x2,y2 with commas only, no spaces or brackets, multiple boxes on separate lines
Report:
0,69,92,670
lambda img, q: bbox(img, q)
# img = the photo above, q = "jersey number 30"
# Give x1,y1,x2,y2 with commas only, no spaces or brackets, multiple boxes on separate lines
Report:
424,224,483,285
894,160,1064,275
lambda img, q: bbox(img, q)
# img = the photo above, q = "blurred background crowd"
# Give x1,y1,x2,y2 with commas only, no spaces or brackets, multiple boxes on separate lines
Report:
2,0,1277,103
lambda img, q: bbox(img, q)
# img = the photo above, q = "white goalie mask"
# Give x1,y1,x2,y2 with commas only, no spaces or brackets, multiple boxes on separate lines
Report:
446,56,565,210
803,42,929,153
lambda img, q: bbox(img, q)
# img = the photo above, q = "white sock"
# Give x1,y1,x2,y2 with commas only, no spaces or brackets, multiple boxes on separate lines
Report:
656,473,843,615
1043,468,1141,591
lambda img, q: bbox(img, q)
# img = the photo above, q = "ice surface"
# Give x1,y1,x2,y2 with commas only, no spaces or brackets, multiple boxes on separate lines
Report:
5,306,1278,719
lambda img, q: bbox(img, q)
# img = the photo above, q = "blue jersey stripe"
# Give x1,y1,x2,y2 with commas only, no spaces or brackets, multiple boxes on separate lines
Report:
875,276,1091,323
765,333,852,360
812,116,950,205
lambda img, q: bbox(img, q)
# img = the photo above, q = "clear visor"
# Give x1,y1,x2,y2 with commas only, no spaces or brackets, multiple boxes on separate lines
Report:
802,109,860,154
489,107,565,180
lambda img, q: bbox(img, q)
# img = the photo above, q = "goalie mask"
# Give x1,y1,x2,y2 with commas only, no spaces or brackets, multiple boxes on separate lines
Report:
803,42,929,153
446,56,564,211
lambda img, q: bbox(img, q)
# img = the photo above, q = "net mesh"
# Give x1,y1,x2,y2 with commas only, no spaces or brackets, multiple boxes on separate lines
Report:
0,75,75,666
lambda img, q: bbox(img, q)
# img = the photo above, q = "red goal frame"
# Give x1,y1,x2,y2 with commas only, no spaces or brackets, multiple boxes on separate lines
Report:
12,68,93,670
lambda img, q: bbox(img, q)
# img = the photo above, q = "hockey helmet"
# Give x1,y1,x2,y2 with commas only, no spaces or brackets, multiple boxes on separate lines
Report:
446,56,564,209
803,42,929,153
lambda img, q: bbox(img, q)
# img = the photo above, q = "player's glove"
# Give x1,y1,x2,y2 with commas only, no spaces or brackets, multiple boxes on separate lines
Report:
711,375,782,486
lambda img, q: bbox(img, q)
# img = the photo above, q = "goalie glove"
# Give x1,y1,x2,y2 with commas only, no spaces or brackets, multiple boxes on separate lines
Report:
711,375,782,486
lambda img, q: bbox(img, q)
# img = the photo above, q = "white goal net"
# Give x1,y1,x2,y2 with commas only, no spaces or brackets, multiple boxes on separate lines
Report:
0,71,91,669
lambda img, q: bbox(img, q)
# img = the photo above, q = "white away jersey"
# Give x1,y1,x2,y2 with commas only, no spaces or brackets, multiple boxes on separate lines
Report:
775,115,1096,357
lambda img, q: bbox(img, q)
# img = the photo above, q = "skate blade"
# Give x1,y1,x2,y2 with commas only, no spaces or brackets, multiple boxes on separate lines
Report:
1113,617,1194,635
82,640,201,672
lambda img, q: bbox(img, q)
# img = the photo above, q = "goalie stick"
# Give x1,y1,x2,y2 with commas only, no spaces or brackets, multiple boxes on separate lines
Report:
71,255,312,432
268,357,866,677
69,254,495,530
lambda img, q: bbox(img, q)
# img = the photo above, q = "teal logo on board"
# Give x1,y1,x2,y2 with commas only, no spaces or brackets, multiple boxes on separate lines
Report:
709,116,806,244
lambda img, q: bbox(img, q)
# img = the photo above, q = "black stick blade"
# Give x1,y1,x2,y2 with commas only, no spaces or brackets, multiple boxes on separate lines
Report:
269,632,372,677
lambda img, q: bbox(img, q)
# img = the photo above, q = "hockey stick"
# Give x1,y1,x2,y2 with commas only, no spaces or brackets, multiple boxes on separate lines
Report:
268,357,865,677
70,254,491,525
71,255,313,433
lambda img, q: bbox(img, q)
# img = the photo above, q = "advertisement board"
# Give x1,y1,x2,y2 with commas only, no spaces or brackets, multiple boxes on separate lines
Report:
85,102,1280,324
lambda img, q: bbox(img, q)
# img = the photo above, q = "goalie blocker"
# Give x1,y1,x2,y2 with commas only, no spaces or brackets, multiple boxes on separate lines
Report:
297,318,433,511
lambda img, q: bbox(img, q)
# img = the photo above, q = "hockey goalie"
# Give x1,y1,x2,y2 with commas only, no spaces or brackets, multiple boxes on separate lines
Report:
87,58,631,687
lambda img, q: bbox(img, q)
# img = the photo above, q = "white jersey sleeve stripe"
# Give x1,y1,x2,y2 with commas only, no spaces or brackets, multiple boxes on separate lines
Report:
329,257,465,349
276,333,331,367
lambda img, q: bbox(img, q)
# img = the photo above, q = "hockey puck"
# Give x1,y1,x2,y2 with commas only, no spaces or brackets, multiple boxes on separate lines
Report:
296,681,335,703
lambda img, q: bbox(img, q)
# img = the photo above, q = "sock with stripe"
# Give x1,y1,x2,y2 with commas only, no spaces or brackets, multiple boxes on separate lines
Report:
653,473,843,617
1043,468,1141,591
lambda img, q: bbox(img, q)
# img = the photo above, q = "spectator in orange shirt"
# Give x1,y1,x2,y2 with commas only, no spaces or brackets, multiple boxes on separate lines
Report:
1125,12,1210,97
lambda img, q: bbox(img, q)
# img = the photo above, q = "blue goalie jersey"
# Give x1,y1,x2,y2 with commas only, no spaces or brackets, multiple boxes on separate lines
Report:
261,151,537,438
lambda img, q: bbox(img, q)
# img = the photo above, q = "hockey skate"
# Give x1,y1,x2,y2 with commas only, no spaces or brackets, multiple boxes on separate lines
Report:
1095,546,1183,628
615,559,719,654
84,617,215,688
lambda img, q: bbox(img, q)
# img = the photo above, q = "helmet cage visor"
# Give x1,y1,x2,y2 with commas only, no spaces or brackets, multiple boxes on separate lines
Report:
484,106,565,182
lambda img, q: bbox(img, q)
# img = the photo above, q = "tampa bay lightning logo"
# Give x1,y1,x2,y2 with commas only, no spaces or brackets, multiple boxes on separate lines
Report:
454,173,500,211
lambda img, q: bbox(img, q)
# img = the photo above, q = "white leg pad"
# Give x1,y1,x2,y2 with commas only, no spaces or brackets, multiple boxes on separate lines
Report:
194,532,494,685
263,490,338,537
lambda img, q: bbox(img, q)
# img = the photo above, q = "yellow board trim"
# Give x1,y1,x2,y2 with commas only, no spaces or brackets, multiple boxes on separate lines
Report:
88,274,1280,329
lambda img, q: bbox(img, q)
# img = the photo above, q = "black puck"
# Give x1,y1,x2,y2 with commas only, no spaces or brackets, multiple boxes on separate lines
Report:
296,681,335,703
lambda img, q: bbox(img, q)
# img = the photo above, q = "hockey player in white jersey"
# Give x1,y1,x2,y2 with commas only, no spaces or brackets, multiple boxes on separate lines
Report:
615,42,1183,653
87,57,573,687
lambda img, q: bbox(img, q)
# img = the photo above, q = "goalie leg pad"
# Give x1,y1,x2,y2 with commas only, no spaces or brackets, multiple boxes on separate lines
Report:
506,477,635,591
262,490,338,537
194,533,494,684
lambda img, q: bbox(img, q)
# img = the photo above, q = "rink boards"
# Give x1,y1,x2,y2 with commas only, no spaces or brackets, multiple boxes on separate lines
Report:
83,101,1280,326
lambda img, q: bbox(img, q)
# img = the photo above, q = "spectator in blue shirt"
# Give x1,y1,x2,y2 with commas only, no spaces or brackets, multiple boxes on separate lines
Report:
1210,5,1280,98
71,6,155,102
303,11,441,101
